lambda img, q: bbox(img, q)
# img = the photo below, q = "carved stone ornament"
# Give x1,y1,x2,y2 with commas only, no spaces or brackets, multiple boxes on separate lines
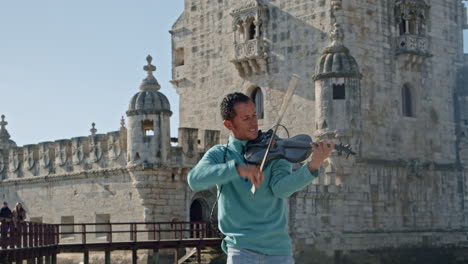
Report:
0,151,4,174
89,136,103,163
8,148,20,173
23,145,36,171
108,133,121,160
39,143,51,168
55,141,68,166
72,138,85,165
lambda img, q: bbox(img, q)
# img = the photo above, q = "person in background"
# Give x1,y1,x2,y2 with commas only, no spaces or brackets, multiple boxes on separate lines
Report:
12,202,26,222
0,201,12,220
0,201,13,234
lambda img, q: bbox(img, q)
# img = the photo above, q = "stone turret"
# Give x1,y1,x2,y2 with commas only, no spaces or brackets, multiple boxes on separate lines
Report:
126,56,172,166
0,115,16,150
313,24,362,141
313,24,362,183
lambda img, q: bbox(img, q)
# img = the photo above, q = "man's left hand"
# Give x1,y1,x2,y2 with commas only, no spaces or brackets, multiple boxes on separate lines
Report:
308,141,334,172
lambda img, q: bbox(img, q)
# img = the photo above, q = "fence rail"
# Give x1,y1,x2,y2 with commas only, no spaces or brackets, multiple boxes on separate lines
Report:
57,221,222,245
0,219,222,264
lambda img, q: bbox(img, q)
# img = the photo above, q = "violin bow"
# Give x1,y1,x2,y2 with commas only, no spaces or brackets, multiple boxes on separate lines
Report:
251,74,300,194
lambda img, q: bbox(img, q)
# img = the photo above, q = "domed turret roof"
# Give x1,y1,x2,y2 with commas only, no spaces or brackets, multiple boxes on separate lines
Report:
0,115,17,150
313,24,361,81
127,56,172,116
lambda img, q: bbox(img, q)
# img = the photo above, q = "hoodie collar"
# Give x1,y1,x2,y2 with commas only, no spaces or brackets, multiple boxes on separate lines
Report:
228,135,248,154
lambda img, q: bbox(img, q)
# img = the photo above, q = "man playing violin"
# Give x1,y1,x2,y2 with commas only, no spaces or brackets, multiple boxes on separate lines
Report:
187,92,334,264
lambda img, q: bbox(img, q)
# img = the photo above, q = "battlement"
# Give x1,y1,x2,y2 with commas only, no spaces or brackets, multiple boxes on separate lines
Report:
0,130,128,180
0,126,220,181
169,128,220,167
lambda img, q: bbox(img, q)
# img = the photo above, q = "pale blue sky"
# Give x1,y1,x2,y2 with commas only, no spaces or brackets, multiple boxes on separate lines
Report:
1,1,467,146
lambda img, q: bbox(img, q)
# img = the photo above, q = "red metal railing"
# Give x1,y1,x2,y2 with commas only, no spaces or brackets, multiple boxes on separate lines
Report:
0,220,222,263
0,219,59,250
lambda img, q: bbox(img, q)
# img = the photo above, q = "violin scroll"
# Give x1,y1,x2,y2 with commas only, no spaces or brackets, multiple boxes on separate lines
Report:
333,143,356,158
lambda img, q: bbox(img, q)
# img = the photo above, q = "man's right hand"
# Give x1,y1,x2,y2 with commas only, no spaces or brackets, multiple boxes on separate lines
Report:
236,164,264,188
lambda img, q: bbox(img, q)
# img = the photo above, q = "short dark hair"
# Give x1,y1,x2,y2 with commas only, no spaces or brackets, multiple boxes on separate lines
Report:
220,92,252,121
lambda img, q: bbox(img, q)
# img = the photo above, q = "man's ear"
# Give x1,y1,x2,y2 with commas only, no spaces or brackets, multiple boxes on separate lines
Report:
223,120,233,131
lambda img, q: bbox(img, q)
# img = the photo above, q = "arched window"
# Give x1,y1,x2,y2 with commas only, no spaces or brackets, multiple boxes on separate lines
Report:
402,84,413,117
399,15,407,35
247,19,256,40
251,87,264,119
236,21,245,42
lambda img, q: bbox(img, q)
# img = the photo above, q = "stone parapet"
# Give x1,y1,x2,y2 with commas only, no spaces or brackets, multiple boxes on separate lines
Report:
0,130,127,180
170,128,220,167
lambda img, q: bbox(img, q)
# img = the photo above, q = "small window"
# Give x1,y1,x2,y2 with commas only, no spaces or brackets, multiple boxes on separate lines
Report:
333,84,345,100
175,48,185,66
402,84,413,117
95,214,111,238
251,87,264,119
142,120,154,136
247,19,256,40
61,216,75,238
399,16,407,35
408,19,416,34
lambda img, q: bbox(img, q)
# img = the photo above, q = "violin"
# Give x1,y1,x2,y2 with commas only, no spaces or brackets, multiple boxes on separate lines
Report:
244,129,356,166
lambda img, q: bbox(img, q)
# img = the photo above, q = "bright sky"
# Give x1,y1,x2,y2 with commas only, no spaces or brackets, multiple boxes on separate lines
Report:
1,1,467,146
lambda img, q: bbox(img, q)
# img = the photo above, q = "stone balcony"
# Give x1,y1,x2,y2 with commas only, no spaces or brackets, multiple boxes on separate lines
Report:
395,34,431,57
231,39,267,77
395,34,432,68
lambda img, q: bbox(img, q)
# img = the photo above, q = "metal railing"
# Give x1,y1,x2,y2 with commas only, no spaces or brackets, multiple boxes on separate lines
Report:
56,221,223,245
0,220,222,263
0,219,58,250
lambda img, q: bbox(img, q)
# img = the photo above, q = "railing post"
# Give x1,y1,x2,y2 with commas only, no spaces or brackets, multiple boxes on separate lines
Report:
9,220,16,249
0,219,7,249
55,225,59,245
134,223,137,242
82,224,86,245
23,222,28,247
39,223,44,246
132,248,137,264
107,223,112,243
30,222,35,248
105,249,111,264
16,221,22,248
157,223,161,241
83,250,89,264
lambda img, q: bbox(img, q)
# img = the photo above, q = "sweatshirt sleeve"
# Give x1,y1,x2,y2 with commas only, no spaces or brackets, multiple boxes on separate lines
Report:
269,159,319,198
187,147,240,191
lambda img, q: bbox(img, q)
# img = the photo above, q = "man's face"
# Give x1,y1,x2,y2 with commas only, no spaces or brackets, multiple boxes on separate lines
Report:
224,100,259,141
2,203,7,208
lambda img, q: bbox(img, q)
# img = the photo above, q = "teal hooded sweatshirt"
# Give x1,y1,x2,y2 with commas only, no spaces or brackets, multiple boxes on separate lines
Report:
187,135,318,256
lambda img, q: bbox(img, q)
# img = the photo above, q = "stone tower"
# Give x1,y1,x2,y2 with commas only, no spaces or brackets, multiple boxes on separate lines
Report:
127,55,172,166
171,0,468,261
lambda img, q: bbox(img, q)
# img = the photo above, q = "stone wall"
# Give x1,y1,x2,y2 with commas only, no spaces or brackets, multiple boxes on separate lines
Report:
172,0,332,142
